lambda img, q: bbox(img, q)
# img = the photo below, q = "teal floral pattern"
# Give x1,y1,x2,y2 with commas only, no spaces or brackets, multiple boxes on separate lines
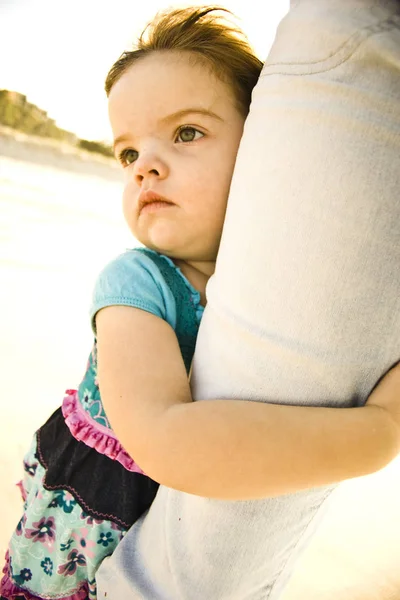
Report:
48,490,77,513
97,532,114,548
5,436,125,599
25,516,56,547
57,550,87,576
77,343,110,429
40,557,53,576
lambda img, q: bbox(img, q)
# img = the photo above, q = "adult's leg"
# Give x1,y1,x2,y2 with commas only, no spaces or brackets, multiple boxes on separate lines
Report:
97,2,400,598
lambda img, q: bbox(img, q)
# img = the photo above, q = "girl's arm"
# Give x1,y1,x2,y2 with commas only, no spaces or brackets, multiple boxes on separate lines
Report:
97,306,400,500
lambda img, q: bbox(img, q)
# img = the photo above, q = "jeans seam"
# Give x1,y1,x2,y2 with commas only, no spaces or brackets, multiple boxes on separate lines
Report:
261,13,400,78
162,490,184,600
267,486,335,599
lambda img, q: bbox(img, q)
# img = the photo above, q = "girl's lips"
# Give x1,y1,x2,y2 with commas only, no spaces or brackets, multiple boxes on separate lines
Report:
140,200,174,214
137,189,174,214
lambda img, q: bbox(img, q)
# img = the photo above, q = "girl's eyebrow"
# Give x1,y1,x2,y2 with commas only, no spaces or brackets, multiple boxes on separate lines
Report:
113,134,131,154
160,108,224,124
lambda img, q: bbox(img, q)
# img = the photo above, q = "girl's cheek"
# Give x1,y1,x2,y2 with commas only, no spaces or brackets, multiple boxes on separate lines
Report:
123,170,133,185
122,187,135,222
122,180,136,203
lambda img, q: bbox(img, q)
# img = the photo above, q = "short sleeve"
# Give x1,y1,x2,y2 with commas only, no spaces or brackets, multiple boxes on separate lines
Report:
90,249,177,335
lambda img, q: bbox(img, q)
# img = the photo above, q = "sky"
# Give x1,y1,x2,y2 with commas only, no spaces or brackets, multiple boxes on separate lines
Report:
0,0,289,143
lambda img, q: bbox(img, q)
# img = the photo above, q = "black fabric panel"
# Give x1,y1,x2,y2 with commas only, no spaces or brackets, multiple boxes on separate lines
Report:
36,408,159,529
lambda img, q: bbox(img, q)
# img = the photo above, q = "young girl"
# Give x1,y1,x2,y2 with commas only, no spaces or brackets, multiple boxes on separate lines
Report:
2,6,400,600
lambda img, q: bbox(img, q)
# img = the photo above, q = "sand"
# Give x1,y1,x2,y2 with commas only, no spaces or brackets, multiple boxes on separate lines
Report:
0,125,122,182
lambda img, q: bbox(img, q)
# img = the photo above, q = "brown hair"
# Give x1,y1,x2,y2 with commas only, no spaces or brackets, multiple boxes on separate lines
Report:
105,6,263,116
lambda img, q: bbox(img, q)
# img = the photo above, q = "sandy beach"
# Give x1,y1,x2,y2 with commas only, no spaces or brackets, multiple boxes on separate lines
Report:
1,135,128,553
1,136,400,599
0,125,122,181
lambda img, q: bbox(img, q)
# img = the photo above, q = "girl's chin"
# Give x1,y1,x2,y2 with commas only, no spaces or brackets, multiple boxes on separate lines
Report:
142,230,183,256
144,238,180,256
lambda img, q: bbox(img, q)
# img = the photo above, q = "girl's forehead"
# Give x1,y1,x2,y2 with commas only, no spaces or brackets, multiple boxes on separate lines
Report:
108,52,237,131
120,54,220,99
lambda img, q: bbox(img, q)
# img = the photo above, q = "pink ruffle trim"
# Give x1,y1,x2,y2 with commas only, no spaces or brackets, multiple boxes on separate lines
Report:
16,479,27,502
1,551,88,600
62,390,144,474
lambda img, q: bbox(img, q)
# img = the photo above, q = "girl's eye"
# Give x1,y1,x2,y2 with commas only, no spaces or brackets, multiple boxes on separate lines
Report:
176,127,203,143
118,148,138,166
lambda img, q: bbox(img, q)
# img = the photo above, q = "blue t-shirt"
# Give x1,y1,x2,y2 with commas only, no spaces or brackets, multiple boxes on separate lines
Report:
91,248,204,333
78,248,204,429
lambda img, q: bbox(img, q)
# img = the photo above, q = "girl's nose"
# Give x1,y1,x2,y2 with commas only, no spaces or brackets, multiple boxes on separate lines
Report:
133,150,169,184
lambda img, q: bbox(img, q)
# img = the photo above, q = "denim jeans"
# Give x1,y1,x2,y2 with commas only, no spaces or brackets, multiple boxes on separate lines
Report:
97,2,400,598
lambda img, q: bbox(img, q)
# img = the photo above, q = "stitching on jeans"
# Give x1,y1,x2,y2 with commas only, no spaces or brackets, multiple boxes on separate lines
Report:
162,491,185,600
261,13,400,77
267,487,335,599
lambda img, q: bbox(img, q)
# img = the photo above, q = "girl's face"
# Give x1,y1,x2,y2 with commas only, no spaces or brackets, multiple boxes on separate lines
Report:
108,51,245,263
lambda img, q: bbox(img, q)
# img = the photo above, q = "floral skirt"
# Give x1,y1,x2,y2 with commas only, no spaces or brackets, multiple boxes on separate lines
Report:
0,406,159,600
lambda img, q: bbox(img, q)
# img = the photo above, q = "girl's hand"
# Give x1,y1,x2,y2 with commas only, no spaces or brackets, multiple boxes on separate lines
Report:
366,362,400,433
